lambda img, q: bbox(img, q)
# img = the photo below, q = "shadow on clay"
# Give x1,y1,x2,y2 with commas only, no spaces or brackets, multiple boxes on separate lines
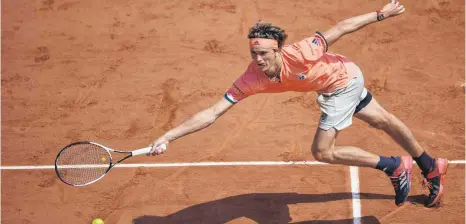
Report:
132,192,428,223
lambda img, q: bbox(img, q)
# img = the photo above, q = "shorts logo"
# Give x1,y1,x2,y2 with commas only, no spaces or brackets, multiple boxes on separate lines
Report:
298,73,307,80
320,113,328,122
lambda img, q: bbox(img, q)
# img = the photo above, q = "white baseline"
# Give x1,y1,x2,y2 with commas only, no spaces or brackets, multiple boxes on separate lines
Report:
1,160,464,170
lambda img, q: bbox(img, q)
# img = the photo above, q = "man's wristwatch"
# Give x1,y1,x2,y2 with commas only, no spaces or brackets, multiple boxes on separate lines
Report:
376,10,385,21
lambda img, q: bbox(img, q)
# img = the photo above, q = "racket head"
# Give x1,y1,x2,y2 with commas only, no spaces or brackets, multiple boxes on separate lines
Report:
55,141,113,187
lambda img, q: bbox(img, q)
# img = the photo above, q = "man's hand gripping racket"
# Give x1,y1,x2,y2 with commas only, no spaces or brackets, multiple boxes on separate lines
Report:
148,138,169,156
54,141,167,187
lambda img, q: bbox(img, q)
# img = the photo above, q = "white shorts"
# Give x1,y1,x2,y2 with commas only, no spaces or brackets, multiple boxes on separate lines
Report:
317,66,369,131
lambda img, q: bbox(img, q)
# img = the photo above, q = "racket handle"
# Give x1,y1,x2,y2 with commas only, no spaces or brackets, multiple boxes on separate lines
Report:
131,144,167,156
131,147,152,156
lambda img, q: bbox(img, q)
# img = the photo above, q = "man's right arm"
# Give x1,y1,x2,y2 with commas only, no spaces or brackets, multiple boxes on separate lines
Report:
148,65,256,155
163,97,234,141
148,97,234,155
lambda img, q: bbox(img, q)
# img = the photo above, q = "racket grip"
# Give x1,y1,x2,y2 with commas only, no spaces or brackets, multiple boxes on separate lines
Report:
132,147,152,156
131,144,167,156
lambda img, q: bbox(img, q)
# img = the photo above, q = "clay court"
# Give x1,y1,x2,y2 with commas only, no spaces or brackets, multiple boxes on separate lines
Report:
1,0,465,223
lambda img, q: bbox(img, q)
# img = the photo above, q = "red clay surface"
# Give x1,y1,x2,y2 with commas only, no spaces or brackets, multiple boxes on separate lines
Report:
2,0,464,223
3,166,355,223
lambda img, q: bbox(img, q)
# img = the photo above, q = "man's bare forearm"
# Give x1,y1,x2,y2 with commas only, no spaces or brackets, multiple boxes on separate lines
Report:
162,109,216,142
323,1,405,46
323,12,379,46
338,12,379,34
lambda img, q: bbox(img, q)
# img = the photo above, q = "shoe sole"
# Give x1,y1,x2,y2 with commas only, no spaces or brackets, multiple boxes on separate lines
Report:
426,158,448,207
396,156,413,206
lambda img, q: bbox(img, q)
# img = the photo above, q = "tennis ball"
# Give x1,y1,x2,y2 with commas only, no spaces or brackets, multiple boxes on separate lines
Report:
92,218,104,224
101,157,106,162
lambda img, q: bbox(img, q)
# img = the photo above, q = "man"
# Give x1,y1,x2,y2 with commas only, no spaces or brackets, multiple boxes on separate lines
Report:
148,0,447,207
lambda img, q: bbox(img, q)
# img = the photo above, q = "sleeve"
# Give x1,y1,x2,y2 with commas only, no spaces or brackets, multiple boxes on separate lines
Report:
313,31,328,52
224,62,263,104
224,75,254,104
288,32,328,62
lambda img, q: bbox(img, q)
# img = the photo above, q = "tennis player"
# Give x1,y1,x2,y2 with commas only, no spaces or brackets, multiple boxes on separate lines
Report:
148,0,447,207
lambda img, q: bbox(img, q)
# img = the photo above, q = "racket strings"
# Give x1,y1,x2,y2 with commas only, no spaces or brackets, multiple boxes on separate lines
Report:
55,143,111,186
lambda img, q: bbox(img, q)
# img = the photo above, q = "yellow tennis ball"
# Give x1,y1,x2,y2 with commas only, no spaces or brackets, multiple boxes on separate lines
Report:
92,218,104,224
101,157,106,162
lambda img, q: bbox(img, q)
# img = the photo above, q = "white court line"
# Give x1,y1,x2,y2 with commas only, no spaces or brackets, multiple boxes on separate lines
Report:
448,160,466,164
0,160,464,170
350,166,361,224
0,161,327,170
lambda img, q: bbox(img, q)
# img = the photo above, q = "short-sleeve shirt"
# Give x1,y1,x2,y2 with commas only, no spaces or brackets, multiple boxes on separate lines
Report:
225,32,359,103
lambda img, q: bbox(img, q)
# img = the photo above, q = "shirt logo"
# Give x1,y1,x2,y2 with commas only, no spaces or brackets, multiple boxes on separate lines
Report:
298,73,307,80
312,38,321,46
232,84,244,95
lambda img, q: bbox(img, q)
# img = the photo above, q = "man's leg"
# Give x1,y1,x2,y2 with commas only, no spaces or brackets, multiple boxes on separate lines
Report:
354,97,425,158
354,95,447,207
311,127,380,167
314,67,414,206
311,126,412,206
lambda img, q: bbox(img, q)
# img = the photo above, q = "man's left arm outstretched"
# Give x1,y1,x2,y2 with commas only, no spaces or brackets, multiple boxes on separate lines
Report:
321,0,405,46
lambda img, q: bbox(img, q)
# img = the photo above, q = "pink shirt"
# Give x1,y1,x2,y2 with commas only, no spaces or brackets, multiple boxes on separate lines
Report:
225,32,359,103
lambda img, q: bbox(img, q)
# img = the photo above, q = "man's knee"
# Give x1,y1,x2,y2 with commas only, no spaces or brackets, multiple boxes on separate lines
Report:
312,127,338,163
312,144,334,163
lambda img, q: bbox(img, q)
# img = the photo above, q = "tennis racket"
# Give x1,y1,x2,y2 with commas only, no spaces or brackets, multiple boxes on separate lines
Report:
54,141,164,187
